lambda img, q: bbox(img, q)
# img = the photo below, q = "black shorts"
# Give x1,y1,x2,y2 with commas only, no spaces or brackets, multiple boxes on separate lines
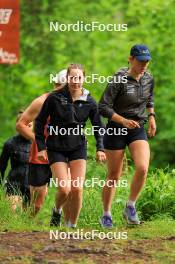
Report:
29,163,52,187
47,143,87,165
104,124,148,150
6,182,30,205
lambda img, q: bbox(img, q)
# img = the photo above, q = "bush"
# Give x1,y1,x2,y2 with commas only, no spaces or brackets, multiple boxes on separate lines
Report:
137,168,175,220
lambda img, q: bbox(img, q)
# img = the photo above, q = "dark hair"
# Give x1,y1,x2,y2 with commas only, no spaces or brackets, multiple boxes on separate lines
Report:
67,63,85,78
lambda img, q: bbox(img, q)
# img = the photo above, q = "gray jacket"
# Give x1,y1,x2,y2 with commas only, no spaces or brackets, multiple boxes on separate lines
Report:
99,67,154,122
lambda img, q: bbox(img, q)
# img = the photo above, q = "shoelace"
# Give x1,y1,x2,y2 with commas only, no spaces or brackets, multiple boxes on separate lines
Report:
128,206,136,216
104,216,112,224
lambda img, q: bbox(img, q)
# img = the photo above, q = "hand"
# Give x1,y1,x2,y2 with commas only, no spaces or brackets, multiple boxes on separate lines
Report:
148,116,156,137
96,151,106,162
122,118,140,129
37,150,48,162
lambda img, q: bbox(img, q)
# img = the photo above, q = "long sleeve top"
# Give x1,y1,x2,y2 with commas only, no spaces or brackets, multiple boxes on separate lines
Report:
35,86,104,152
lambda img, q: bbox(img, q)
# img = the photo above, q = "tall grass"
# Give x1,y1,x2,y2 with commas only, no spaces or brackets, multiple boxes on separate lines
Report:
0,161,175,231
137,168,175,220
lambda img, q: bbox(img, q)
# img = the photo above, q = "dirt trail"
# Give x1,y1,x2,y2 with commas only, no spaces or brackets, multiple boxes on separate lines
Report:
0,231,175,264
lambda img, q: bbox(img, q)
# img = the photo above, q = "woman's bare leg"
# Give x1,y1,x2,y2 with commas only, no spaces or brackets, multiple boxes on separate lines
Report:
50,162,71,210
128,140,150,201
102,150,125,212
68,159,86,225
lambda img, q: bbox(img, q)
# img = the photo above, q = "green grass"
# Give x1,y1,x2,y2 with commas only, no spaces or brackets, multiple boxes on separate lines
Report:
127,217,175,240
0,161,175,238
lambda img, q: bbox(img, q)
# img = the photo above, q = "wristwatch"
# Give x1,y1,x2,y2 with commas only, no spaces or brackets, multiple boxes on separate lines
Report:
148,113,156,118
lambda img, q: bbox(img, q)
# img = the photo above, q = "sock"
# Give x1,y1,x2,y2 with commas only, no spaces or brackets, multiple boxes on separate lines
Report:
127,200,136,208
64,221,69,227
67,220,77,228
54,207,62,214
103,211,112,217
67,220,72,227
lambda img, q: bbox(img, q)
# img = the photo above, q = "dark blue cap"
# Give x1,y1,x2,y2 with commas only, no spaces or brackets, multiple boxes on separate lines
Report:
130,44,151,61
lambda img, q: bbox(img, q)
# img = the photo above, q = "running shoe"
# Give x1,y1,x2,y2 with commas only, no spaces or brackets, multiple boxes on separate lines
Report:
50,208,62,227
123,205,140,225
100,215,113,228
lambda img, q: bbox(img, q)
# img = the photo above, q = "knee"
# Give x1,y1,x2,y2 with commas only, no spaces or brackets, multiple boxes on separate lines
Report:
108,170,121,182
71,186,83,195
59,187,71,198
136,165,148,177
105,171,121,188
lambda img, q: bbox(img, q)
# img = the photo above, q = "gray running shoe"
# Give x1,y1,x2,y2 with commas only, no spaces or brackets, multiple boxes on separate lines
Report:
100,215,113,228
123,205,140,225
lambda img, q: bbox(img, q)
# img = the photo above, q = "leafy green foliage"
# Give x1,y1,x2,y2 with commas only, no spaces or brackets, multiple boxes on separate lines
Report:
137,168,175,220
0,0,175,167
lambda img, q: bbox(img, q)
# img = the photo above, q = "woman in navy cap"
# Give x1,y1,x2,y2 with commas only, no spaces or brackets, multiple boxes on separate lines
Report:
99,44,156,227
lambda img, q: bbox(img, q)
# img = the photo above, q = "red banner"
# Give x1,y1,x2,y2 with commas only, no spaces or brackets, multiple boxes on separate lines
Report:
0,0,19,64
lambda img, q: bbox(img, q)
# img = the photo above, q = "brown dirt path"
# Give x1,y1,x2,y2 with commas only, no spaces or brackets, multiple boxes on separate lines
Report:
0,232,175,264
